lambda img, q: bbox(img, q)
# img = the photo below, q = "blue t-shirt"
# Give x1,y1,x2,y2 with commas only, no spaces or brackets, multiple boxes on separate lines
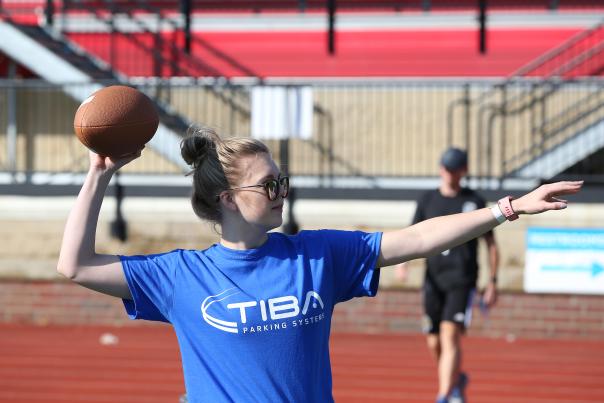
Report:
121,229,382,403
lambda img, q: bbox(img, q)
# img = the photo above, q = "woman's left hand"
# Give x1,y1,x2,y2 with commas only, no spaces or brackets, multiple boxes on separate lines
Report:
513,181,583,215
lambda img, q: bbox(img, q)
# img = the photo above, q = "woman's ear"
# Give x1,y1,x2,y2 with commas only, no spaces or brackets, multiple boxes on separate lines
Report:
218,191,238,212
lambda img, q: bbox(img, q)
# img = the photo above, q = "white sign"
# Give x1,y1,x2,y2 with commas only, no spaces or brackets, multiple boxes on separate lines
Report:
251,86,313,140
524,227,604,295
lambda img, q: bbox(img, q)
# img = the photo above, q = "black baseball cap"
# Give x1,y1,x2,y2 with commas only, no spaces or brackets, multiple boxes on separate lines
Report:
440,147,468,171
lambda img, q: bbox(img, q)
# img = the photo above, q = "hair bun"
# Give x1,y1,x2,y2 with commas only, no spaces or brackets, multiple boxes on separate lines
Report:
181,127,219,168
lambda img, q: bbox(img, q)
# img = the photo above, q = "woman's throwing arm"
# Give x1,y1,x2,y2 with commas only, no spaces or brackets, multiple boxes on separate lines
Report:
57,151,141,299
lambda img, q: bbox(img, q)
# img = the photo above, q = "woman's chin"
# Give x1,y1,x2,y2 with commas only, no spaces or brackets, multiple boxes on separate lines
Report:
268,217,283,231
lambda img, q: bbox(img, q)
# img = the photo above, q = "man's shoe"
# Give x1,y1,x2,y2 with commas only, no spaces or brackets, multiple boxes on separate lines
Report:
449,372,469,403
436,396,448,403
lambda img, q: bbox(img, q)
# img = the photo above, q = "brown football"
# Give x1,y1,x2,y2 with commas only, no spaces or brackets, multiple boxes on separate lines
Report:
74,85,159,157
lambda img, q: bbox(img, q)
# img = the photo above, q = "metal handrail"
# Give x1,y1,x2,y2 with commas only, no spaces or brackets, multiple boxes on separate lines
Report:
62,0,223,77
510,19,603,77
447,18,604,178
549,41,604,78
503,98,604,174
447,18,604,141
487,80,604,176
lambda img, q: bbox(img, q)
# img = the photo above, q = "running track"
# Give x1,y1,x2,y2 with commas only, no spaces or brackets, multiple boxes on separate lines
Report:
1,324,602,402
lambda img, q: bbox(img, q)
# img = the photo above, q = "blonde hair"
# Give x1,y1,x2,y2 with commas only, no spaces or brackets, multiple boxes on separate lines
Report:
180,126,270,224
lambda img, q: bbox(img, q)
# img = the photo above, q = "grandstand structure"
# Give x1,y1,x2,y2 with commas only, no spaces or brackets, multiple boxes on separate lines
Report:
2,7,604,392
0,0,603,200
2,9,604,401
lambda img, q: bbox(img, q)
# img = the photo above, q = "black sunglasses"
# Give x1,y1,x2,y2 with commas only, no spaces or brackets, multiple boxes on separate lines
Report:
226,176,289,201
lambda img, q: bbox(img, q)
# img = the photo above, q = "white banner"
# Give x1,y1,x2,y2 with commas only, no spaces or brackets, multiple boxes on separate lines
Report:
524,227,604,295
251,86,313,140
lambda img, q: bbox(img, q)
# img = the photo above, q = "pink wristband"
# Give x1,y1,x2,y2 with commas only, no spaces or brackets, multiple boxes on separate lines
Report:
497,196,519,221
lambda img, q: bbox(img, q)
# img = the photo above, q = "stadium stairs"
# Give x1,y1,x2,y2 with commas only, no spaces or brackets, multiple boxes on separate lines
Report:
447,19,604,181
0,17,197,170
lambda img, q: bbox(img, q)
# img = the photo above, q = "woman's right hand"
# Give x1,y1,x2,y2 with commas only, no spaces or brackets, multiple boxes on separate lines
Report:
89,148,143,175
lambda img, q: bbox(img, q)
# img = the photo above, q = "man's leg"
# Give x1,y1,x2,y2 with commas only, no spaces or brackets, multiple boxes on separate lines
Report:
437,321,463,398
427,333,447,402
426,333,441,362
439,286,475,401
422,281,446,401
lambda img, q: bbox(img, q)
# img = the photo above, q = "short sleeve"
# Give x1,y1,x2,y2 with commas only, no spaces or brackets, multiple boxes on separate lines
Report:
412,192,429,224
475,193,486,210
474,193,493,237
319,230,382,303
120,251,179,323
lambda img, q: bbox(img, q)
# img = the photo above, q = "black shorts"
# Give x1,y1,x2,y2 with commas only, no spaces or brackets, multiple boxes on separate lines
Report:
422,282,476,334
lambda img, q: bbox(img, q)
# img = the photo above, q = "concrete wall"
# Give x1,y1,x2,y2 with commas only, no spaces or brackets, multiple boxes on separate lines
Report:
2,195,601,289
2,281,603,340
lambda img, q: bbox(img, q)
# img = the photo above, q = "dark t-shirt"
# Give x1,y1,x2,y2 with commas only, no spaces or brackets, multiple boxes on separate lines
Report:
412,188,490,290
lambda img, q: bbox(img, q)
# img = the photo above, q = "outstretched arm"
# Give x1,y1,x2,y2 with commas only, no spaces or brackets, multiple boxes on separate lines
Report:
378,181,583,267
57,151,141,299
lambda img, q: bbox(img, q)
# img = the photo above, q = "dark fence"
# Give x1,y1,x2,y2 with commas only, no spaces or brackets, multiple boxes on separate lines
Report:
1,78,602,189
448,78,604,181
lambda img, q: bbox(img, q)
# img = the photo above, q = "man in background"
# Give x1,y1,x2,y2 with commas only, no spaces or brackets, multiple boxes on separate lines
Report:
396,147,499,403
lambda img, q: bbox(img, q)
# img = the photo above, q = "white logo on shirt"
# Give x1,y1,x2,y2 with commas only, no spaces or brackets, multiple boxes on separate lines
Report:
201,288,325,334
453,312,466,322
462,201,478,213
